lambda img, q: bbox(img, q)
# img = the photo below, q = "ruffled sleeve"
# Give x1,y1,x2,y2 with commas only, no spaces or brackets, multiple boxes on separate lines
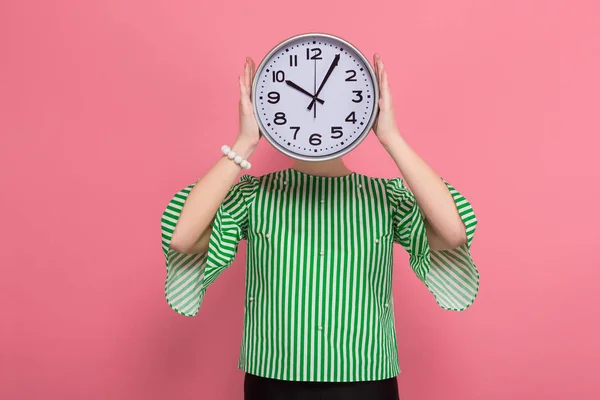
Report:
160,174,259,317
386,177,479,311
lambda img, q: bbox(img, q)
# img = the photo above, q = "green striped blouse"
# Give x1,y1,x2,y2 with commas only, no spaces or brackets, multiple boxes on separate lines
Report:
160,168,479,383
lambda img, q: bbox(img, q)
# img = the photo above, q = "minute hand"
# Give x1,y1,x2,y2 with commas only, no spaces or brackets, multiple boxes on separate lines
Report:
307,54,340,110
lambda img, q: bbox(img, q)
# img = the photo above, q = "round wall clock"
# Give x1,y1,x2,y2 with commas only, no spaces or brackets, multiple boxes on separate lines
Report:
252,33,379,162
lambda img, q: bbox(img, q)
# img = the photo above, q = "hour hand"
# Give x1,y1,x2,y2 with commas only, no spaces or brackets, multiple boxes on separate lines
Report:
285,80,324,104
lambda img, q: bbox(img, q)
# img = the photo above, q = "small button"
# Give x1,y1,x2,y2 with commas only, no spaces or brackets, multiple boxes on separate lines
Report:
384,303,389,307
320,251,325,256
318,326,323,331
357,184,362,188
249,297,254,302
321,199,325,204
375,238,379,244
283,180,288,185
265,233,270,239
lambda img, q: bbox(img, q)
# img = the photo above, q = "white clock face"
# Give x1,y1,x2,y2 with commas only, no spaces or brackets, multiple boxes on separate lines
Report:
253,34,378,161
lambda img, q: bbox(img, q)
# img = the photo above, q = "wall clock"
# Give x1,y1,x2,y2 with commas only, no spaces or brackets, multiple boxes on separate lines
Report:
252,33,379,162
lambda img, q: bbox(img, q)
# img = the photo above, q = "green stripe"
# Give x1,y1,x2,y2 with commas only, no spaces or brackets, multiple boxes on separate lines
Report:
160,169,479,382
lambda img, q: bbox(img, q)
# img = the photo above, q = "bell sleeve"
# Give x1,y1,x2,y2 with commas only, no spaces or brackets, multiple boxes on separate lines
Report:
386,177,479,311
160,174,258,317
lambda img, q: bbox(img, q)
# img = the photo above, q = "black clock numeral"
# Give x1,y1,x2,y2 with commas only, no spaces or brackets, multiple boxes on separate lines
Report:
274,112,287,125
352,90,363,103
272,70,285,82
331,126,343,139
306,48,322,60
309,133,322,146
267,91,280,104
345,70,357,81
290,126,300,140
345,111,357,124
289,54,298,67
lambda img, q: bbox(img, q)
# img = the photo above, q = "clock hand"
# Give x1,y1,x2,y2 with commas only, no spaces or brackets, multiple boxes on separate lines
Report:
313,58,317,118
308,54,340,111
285,80,324,104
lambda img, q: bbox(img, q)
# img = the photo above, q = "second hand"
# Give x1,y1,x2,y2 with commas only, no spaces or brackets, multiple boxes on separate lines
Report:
313,58,317,119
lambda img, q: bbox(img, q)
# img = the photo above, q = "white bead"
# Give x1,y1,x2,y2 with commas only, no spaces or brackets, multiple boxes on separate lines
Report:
227,151,236,160
221,145,231,155
241,160,250,169
234,155,243,164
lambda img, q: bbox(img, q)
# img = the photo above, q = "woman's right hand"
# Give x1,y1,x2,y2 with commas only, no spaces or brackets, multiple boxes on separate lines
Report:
235,57,261,158
169,57,262,254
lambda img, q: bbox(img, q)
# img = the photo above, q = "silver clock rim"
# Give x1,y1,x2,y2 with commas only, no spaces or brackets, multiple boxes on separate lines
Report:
252,32,380,162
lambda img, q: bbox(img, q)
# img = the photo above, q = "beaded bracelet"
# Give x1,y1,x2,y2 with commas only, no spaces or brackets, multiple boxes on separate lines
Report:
221,145,251,170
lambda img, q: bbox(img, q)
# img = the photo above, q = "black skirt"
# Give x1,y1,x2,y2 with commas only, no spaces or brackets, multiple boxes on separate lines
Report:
244,373,400,400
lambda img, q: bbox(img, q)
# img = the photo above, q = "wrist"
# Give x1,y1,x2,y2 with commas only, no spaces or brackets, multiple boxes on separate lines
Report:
232,137,258,159
378,129,403,150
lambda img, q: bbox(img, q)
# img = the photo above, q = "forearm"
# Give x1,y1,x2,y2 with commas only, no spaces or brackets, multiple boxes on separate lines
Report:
169,137,257,253
382,133,467,247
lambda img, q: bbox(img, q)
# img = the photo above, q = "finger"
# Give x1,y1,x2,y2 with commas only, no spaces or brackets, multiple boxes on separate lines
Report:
374,54,379,76
381,70,393,109
381,69,389,98
248,57,255,93
239,74,248,98
383,69,389,90
249,57,256,79
244,57,251,90
373,53,379,77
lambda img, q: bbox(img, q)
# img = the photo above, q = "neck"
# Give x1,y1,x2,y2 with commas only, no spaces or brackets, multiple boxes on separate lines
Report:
290,157,352,177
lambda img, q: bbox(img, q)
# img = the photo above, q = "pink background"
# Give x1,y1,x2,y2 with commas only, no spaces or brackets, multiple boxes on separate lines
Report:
1,0,599,399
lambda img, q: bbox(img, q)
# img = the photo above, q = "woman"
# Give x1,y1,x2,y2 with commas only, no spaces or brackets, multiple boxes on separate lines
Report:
160,54,479,400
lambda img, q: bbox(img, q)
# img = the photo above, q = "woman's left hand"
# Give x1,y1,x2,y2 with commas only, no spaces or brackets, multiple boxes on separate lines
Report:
372,53,401,147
